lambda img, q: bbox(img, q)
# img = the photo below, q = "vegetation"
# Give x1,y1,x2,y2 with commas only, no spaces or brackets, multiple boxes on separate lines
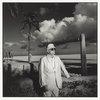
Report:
21,12,39,63
59,80,97,97
3,62,97,97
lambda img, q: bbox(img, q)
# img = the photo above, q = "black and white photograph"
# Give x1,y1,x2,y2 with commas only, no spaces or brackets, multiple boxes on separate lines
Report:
2,1,98,97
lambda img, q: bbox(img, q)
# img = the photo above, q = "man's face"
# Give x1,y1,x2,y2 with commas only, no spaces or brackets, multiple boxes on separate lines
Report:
49,48,56,55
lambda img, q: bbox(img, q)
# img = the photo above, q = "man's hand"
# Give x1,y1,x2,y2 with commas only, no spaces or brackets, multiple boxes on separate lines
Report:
67,75,70,78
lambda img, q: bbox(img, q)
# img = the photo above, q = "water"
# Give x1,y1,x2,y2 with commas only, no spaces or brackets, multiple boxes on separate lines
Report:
12,54,97,62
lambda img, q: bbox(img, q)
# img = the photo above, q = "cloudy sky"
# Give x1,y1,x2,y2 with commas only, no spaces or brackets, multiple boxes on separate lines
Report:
3,2,97,55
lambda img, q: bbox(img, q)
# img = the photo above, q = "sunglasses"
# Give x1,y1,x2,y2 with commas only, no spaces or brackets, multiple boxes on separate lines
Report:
50,48,56,51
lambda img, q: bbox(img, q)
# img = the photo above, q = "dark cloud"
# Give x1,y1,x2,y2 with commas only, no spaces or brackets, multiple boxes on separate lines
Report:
39,7,48,16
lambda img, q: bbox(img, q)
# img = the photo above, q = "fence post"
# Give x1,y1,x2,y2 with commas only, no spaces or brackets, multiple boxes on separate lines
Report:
80,33,87,75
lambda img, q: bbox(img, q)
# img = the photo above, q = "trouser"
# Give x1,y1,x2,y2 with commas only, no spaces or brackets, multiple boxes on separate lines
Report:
43,86,59,97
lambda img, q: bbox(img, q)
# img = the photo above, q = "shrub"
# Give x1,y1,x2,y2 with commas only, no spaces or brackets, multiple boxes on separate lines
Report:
59,79,97,97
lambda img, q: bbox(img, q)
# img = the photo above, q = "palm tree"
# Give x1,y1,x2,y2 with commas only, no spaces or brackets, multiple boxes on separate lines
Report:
7,4,39,63
21,12,39,63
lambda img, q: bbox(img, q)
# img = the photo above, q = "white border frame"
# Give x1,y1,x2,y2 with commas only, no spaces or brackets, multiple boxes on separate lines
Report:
0,0,99,100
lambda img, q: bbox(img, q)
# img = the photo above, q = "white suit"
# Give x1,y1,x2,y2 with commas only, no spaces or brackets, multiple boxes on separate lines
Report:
39,55,70,96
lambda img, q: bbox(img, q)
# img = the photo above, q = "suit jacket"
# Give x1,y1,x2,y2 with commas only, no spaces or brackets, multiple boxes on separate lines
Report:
39,55,70,89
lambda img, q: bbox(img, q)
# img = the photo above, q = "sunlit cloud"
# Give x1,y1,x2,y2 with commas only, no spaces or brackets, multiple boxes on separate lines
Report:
5,42,15,47
74,3,97,19
4,40,27,48
31,2,97,46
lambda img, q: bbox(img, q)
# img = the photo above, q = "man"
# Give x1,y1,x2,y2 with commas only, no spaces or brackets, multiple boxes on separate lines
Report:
39,43,70,97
